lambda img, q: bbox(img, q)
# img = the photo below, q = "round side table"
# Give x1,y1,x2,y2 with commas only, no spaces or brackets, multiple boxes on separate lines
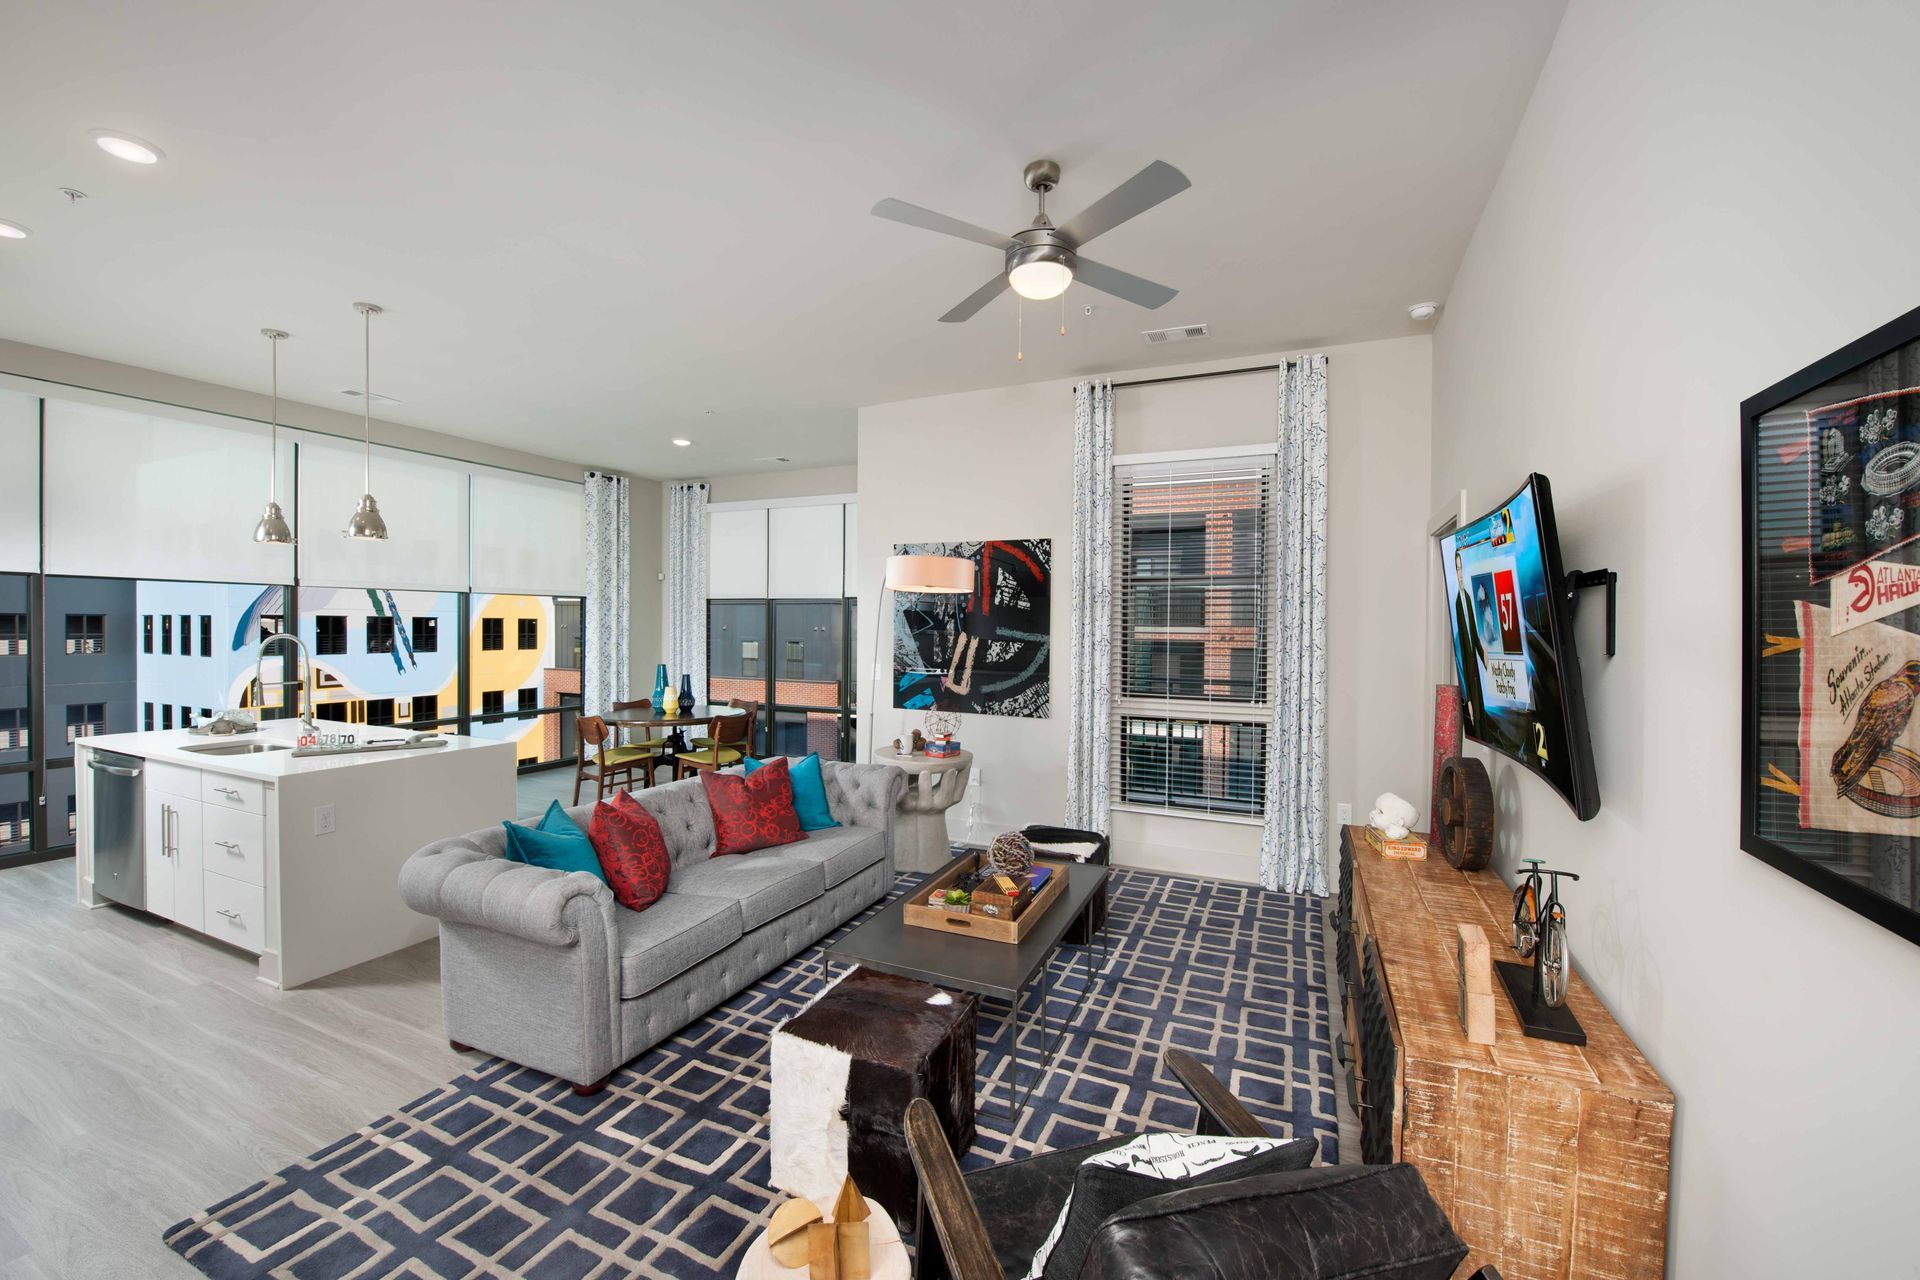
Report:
734,1196,908,1280
886,749,974,872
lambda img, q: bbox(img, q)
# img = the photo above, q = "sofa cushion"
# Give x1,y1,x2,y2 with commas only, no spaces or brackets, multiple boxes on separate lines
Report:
703,758,806,855
502,801,606,882
778,825,888,888
670,855,825,930
745,753,840,831
622,781,719,868
615,892,742,998
590,796,672,912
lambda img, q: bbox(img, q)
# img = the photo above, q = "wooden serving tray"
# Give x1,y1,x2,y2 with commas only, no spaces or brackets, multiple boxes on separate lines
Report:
903,853,1069,944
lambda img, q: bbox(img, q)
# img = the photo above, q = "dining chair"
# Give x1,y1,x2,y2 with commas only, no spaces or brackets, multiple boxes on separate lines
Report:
670,703,756,779
684,697,734,751
610,698,675,787
572,714,647,804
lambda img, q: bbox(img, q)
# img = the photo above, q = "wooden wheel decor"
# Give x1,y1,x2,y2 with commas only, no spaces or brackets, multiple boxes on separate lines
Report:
1436,755,1495,870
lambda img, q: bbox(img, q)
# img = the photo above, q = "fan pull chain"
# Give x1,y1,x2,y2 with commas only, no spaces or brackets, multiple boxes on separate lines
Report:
1017,297,1024,362
1059,292,1067,337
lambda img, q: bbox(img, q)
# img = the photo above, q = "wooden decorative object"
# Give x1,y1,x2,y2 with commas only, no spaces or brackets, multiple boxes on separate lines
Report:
1435,755,1496,870
1455,923,1494,1045
804,1178,871,1280
768,1198,822,1269
986,830,1035,877
807,1223,840,1280
1335,826,1673,1279
1366,827,1429,860
903,852,1068,944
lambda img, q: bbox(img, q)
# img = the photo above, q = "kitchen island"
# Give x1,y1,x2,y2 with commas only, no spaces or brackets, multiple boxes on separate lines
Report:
74,721,516,988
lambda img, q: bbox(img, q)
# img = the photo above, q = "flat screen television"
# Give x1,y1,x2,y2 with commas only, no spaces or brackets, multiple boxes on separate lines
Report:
1439,474,1601,820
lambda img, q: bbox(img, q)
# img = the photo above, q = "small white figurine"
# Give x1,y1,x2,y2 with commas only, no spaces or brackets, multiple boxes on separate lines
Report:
1369,792,1418,840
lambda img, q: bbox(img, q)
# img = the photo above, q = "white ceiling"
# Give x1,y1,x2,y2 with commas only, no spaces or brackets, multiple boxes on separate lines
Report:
0,0,1564,479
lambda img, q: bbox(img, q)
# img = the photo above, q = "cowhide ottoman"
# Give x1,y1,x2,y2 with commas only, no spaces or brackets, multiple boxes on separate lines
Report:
769,966,977,1233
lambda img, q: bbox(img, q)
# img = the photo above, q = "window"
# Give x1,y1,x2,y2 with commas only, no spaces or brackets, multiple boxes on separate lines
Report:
412,616,438,653
481,618,503,651
366,615,395,654
161,614,172,655
200,707,212,724
142,615,153,654
784,639,805,677
200,615,213,657
65,614,107,655
66,702,106,742
741,640,761,677
144,702,154,732
709,599,852,759
518,618,538,650
481,690,504,717
410,693,439,724
0,614,25,657
314,614,347,656
316,702,348,723
517,688,537,715
519,756,537,768
162,705,173,730
0,707,27,751
1114,455,1274,818
0,801,28,844
365,698,395,726
67,795,76,837
178,614,191,657
179,705,191,729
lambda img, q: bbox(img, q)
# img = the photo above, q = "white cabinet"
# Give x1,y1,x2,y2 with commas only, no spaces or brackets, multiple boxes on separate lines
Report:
142,786,204,931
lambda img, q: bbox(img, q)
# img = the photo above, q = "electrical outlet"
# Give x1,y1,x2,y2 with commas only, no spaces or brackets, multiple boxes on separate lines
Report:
1336,802,1353,826
313,803,336,836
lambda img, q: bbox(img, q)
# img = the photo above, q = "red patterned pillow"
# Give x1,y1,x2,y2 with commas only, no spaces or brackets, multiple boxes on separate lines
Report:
701,756,805,856
589,795,672,911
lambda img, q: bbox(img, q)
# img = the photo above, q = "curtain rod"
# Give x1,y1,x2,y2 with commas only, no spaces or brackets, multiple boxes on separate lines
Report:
1110,361,1291,390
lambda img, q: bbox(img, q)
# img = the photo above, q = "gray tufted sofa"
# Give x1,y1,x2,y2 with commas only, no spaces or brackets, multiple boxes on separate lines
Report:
399,759,908,1093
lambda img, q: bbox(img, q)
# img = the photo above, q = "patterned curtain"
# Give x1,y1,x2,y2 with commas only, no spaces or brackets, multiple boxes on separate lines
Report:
583,472,630,716
665,481,709,696
1066,378,1115,832
1262,355,1330,895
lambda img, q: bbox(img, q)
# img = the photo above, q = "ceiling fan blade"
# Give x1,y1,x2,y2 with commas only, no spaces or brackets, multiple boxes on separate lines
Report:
872,198,1017,252
939,273,1011,323
1058,160,1191,247
1072,257,1178,310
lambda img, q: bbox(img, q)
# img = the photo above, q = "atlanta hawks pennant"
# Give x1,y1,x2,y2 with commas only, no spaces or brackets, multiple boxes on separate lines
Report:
1830,556,1920,635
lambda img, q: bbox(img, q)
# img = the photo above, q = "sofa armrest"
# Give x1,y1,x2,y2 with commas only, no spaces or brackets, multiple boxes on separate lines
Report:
400,838,617,949
821,761,909,836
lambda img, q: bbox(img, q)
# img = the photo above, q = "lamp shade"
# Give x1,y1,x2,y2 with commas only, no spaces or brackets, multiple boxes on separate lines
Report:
885,553,974,594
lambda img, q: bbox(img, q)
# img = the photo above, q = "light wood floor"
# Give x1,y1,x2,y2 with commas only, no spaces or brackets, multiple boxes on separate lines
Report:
0,858,464,1279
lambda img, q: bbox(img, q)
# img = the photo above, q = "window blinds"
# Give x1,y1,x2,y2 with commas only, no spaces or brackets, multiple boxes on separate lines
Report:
291,431,469,591
1111,454,1277,817
470,466,586,596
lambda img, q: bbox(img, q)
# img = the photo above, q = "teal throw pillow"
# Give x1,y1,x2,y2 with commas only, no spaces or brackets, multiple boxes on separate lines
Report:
502,799,607,881
743,753,840,832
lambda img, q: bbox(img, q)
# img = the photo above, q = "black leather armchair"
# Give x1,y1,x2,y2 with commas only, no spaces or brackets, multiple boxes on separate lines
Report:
905,1048,1501,1280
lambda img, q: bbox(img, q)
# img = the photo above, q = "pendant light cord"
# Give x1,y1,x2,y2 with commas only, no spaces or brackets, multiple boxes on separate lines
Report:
362,305,372,492
269,336,279,504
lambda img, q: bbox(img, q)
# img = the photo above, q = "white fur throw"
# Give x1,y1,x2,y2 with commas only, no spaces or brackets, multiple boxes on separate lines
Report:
769,992,853,1205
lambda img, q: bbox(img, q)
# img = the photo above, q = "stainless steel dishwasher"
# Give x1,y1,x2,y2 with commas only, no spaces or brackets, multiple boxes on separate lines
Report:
88,750,146,909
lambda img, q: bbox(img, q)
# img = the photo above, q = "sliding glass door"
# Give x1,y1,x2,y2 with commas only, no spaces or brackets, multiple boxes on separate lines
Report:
709,598,856,760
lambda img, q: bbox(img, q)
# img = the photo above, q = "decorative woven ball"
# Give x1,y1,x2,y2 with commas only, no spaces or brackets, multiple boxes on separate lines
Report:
987,831,1034,877
767,1197,822,1268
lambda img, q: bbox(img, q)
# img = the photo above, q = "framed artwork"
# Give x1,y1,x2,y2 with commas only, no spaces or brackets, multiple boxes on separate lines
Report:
1743,303,1920,947
892,538,1051,718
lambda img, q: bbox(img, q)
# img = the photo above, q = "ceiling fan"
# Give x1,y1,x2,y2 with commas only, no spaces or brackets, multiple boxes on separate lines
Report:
872,158,1191,323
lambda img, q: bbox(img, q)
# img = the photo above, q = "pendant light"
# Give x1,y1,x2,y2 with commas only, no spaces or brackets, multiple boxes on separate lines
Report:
252,328,294,545
345,301,389,540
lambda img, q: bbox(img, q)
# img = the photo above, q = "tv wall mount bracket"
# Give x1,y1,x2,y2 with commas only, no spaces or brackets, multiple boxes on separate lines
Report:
1562,568,1618,658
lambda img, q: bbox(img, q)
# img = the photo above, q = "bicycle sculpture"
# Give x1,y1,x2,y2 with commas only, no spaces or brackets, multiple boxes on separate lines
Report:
1496,861,1587,1043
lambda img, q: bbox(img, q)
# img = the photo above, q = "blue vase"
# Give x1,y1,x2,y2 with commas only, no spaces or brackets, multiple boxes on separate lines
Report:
652,663,668,707
678,673,695,710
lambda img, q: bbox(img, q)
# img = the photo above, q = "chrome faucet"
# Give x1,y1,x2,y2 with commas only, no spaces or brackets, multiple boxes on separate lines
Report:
255,631,317,733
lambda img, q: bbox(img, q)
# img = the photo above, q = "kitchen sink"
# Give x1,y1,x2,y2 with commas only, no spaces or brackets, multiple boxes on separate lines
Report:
180,740,292,756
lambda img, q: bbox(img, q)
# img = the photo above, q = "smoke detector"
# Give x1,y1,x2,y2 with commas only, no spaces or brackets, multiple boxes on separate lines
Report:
337,388,401,406
1408,301,1440,322
1142,323,1209,345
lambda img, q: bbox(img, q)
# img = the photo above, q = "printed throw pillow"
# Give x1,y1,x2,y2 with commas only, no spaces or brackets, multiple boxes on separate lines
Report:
702,755,805,856
1027,1133,1318,1280
743,752,840,831
501,799,607,882
590,795,672,911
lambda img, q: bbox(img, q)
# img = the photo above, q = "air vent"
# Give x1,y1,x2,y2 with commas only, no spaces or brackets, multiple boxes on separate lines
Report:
337,388,402,406
1142,323,1209,345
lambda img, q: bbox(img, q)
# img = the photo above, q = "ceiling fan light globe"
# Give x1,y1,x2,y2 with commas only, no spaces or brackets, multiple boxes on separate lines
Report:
1009,258,1073,301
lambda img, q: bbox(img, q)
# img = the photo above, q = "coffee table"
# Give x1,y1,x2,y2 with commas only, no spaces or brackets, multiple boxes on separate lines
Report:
819,858,1108,1126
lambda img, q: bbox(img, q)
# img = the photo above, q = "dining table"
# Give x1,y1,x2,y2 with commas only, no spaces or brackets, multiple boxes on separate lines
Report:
607,703,747,754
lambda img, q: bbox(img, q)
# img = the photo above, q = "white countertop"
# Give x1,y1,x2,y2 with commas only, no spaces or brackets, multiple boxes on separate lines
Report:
75,720,515,781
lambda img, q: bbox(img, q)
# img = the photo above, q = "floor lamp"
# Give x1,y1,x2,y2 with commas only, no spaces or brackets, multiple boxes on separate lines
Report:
867,553,976,761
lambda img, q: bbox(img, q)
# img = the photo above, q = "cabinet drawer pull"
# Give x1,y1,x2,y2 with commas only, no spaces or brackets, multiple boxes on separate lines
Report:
216,908,242,922
215,840,242,852
215,787,242,800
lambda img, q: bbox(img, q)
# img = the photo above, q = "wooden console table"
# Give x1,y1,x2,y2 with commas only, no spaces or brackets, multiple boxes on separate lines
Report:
1334,826,1673,1279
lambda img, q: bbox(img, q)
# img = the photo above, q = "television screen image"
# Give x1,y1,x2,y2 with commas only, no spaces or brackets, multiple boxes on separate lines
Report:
1439,475,1600,819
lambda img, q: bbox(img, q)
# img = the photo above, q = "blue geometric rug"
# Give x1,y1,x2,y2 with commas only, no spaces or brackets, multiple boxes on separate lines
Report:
164,867,1337,1278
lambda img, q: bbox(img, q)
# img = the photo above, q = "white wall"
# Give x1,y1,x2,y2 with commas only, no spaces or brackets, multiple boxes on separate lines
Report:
1430,1,1920,1273
858,336,1432,880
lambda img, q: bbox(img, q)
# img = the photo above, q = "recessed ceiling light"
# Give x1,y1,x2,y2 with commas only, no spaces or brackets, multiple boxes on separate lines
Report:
90,130,164,165
1408,301,1440,321
671,438,692,447
0,219,29,240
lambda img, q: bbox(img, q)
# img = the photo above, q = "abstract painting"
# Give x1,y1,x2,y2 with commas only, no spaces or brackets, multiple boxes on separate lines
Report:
892,538,1051,718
